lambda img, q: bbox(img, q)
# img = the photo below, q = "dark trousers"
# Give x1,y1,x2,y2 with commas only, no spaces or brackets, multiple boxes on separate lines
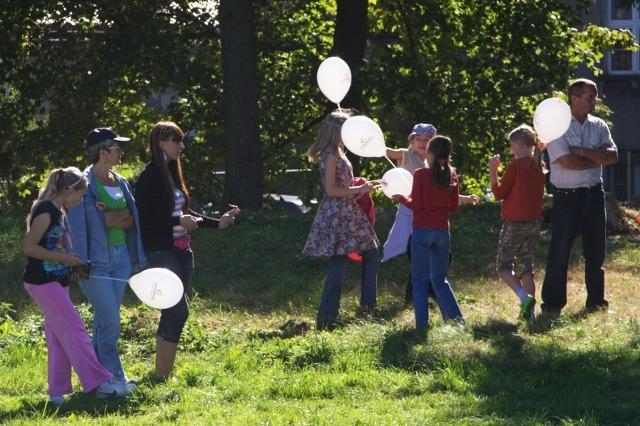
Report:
146,248,194,342
318,248,378,319
541,184,607,312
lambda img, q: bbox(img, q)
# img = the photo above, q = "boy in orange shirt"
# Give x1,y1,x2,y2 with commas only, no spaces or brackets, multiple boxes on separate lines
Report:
489,124,546,322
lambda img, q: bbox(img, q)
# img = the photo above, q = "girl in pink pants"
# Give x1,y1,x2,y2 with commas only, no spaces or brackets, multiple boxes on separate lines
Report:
22,167,117,405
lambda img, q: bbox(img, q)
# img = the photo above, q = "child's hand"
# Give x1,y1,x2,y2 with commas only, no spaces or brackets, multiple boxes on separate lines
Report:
71,263,90,281
358,182,376,194
96,202,106,212
391,194,404,203
488,154,501,173
62,252,84,267
460,194,480,205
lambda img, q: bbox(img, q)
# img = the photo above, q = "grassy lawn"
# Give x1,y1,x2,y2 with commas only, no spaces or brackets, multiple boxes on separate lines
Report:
1,203,640,424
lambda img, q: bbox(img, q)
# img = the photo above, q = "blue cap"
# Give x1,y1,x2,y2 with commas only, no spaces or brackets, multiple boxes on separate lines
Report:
409,123,437,139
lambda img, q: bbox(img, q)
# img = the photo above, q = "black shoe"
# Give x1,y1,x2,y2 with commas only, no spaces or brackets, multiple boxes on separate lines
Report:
540,304,561,318
586,299,609,313
316,315,340,331
355,305,379,319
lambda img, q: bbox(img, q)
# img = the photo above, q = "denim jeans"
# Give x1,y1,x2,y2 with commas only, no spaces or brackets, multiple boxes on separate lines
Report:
317,248,378,319
146,249,194,343
79,244,131,381
410,228,462,328
541,184,606,312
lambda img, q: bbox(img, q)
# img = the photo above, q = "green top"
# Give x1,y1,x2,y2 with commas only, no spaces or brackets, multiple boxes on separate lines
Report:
95,179,128,246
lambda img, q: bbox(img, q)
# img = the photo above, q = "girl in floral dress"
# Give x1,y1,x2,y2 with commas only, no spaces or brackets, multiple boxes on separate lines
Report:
303,109,382,331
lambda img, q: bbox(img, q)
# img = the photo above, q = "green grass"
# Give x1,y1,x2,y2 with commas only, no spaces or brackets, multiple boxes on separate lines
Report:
1,203,640,424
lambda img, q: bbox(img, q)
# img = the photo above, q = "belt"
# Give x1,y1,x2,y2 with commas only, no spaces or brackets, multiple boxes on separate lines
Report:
553,183,602,194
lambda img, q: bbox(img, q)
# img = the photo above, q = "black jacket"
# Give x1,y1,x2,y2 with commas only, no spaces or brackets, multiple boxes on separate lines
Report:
134,161,219,252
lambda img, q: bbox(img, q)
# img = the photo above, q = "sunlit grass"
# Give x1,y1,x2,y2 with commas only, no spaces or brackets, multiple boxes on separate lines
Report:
1,204,639,424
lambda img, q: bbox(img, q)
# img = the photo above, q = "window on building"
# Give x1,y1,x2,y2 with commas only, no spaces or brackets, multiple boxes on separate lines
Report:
612,0,632,20
606,0,639,75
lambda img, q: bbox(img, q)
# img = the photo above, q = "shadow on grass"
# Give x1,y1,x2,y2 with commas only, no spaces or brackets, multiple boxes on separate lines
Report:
379,318,640,424
0,392,143,422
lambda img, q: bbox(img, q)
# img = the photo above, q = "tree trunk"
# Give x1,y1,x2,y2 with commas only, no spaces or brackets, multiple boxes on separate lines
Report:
220,0,262,210
332,0,369,176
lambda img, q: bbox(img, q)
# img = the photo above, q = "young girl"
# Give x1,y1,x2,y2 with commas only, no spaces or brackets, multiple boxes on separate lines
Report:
384,123,479,306
393,136,463,329
489,124,546,322
303,109,382,331
134,121,239,381
23,167,119,405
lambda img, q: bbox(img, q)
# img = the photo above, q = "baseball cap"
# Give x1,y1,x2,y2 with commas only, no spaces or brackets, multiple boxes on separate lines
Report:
409,123,437,139
84,127,131,148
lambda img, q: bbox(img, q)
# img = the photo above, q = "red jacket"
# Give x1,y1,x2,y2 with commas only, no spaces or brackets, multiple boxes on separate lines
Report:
491,157,545,221
400,168,458,230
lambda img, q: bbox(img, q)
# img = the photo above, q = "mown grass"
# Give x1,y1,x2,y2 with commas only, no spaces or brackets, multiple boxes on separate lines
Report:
1,203,640,425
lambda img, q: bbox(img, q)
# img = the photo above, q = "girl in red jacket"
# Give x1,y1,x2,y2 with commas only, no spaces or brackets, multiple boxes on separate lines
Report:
393,136,463,329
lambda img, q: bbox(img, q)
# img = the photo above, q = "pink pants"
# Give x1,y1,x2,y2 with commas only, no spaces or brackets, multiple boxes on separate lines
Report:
24,282,113,396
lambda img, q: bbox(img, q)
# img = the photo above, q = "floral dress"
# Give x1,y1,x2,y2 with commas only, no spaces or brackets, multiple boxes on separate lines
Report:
303,148,379,257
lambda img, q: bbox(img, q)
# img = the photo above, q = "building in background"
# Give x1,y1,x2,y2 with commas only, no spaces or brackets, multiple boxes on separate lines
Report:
587,0,640,201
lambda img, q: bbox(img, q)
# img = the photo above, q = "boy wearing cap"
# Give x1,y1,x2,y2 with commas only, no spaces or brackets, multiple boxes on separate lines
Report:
67,127,146,394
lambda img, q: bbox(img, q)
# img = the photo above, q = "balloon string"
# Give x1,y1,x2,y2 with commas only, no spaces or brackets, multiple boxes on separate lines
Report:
337,103,342,113
384,155,396,169
88,275,129,283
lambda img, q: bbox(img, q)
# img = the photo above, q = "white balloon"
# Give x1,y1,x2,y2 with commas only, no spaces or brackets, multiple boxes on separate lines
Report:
533,97,572,142
316,57,351,104
340,115,387,158
128,268,184,310
381,168,413,199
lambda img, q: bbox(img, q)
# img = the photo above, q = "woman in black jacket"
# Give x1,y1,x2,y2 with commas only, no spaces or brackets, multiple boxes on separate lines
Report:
134,121,239,380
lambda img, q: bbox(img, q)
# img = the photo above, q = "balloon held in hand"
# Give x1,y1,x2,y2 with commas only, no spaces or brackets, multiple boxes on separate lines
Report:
340,115,387,158
381,168,413,199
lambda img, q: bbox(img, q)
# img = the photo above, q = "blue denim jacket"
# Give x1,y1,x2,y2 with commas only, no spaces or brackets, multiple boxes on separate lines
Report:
67,166,147,269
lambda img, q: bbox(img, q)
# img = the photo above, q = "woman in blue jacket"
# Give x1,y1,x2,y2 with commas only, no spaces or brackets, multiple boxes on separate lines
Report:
67,127,146,394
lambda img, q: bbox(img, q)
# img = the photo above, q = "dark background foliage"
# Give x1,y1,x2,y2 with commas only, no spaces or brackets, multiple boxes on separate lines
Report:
0,0,635,209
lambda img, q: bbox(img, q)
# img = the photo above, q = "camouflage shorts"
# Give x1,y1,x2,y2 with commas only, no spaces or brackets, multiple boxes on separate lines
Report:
496,219,541,277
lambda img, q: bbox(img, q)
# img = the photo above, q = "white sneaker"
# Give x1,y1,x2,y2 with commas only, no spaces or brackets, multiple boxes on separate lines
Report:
49,395,65,406
95,380,117,399
113,379,136,396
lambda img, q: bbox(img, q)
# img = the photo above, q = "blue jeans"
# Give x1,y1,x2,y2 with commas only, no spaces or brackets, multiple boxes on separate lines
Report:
542,184,607,312
317,248,378,319
79,244,131,381
146,249,194,343
410,228,462,328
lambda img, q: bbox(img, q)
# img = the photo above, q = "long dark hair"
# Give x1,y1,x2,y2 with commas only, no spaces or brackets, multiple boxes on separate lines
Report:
148,121,190,210
427,136,455,187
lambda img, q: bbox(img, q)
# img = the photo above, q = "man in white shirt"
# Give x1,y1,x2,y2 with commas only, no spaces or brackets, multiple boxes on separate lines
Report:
541,78,618,315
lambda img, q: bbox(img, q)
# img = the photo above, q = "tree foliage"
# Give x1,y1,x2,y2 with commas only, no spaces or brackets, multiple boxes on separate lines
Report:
0,0,636,208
